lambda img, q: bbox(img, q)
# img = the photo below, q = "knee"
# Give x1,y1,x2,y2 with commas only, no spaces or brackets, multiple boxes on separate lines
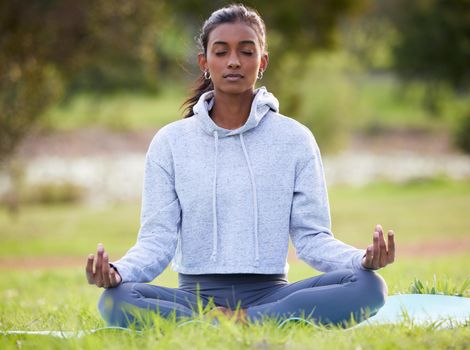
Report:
98,283,135,326
355,269,388,308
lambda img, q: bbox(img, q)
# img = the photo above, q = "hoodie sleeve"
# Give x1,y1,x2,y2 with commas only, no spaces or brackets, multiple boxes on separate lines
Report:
112,129,181,283
289,130,366,272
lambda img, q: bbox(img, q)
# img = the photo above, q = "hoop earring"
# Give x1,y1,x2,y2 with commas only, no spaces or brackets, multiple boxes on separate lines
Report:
204,70,211,80
257,70,264,80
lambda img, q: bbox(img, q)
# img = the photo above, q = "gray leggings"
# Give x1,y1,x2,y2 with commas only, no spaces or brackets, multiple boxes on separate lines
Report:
99,269,387,328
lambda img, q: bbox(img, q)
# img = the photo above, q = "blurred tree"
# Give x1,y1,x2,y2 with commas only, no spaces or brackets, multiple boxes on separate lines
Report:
171,0,370,68
0,0,164,212
389,0,470,112
386,0,470,153
0,0,373,164
183,0,365,44
0,0,165,160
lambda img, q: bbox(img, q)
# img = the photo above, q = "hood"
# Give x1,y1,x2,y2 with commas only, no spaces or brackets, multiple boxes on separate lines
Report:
191,87,279,267
193,86,279,137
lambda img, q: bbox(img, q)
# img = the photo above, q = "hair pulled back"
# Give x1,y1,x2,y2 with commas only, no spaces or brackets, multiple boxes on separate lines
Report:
182,4,267,118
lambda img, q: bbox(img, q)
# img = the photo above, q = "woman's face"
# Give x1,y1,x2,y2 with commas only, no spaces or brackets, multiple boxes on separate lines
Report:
199,21,268,95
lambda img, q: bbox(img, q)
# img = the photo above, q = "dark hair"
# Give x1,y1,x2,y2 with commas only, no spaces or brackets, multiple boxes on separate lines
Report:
181,4,267,118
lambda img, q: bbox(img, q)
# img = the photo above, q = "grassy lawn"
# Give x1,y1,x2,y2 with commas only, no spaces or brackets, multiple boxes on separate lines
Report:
42,88,185,132
0,179,469,348
1,178,468,258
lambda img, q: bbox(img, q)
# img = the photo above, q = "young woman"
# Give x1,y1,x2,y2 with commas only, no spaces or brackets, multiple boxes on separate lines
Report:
86,4,395,328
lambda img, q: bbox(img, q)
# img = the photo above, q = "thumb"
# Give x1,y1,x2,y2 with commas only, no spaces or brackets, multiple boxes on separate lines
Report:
110,267,122,286
362,245,374,269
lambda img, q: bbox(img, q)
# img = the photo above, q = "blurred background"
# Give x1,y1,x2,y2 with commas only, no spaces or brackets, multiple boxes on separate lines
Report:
0,0,469,282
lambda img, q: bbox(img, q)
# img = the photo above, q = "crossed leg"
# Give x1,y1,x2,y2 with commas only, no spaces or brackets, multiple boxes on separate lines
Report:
99,269,387,328
98,282,207,327
247,269,388,326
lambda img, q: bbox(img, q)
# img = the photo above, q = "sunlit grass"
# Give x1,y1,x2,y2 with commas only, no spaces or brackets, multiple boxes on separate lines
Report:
42,88,185,131
329,177,470,246
0,262,469,349
1,178,468,257
0,179,469,348
408,275,470,297
1,321,468,350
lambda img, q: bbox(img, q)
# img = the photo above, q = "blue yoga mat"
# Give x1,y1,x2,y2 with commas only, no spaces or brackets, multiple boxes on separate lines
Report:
356,293,470,327
2,294,469,338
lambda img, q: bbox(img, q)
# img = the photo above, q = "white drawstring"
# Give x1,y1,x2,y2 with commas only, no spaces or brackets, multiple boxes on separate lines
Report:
211,130,219,262
239,133,260,266
210,131,260,266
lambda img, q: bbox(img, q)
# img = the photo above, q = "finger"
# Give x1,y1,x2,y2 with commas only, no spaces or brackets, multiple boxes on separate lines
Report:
86,254,95,284
372,230,380,269
94,243,104,287
378,229,387,267
363,245,374,269
387,230,395,263
102,253,111,288
375,224,383,234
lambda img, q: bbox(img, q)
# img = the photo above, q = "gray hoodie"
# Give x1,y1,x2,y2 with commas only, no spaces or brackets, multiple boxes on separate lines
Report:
112,87,366,283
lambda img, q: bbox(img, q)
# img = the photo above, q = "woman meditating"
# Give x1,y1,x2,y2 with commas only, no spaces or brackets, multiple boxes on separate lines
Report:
86,4,395,328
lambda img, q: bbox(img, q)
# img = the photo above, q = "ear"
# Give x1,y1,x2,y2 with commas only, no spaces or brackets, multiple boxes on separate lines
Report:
198,52,208,73
259,52,269,72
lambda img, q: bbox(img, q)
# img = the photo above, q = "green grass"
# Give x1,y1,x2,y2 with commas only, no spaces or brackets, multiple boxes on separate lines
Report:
353,75,435,129
353,74,469,131
42,88,185,131
329,177,470,246
0,179,469,348
409,276,470,297
0,259,469,349
2,317,469,350
1,178,468,258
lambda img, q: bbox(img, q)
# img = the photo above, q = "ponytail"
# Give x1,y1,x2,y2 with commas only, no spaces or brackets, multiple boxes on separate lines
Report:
182,74,213,119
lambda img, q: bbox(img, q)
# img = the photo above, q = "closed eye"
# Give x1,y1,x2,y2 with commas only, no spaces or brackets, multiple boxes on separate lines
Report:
215,52,227,56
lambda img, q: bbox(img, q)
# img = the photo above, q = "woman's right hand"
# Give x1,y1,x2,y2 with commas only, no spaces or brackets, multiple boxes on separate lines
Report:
86,243,122,288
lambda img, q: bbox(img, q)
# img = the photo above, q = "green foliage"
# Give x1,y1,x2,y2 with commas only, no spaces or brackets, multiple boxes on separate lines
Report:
22,182,85,205
0,0,165,163
339,5,399,71
0,181,84,211
273,52,362,153
409,276,470,297
171,0,370,52
42,89,184,131
343,0,470,122
63,0,165,94
390,0,470,92
1,0,165,93
454,112,470,154
0,64,63,162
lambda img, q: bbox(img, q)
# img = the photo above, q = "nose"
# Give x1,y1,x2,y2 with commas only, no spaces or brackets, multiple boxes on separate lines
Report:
227,52,240,69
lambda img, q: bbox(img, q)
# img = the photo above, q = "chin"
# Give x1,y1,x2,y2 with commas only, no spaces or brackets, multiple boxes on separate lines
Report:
216,83,256,95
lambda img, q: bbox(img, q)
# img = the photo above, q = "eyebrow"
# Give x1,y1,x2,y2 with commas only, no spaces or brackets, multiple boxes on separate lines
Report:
211,40,256,46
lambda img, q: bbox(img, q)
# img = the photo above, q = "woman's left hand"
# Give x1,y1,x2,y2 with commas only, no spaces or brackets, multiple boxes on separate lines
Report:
362,224,395,270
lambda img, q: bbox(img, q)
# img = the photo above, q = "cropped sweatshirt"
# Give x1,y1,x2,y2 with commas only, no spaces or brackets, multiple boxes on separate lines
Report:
112,87,367,283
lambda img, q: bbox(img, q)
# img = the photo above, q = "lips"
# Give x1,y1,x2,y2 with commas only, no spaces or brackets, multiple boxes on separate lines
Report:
223,73,244,79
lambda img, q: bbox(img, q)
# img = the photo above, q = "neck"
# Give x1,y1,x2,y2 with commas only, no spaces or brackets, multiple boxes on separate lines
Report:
210,89,255,130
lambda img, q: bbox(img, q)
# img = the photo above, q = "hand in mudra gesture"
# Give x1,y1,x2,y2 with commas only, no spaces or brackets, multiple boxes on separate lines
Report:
86,243,121,288
362,224,395,270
